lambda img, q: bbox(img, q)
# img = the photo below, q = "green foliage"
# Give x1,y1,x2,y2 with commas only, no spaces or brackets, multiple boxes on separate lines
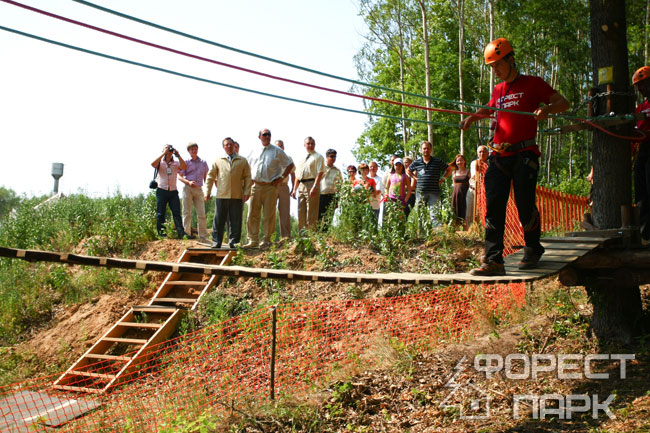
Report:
353,0,649,189
197,291,251,327
0,186,22,220
0,192,158,347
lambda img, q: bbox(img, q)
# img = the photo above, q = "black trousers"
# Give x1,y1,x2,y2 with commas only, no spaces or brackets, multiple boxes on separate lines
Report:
212,198,243,247
634,143,650,240
318,193,337,229
156,188,184,238
484,151,543,264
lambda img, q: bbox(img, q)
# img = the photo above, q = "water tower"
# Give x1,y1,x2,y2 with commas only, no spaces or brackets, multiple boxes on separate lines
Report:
51,163,64,194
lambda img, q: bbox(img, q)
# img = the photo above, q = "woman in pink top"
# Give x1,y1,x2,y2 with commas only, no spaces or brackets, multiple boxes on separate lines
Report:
151,145,186,238
386,158,412,209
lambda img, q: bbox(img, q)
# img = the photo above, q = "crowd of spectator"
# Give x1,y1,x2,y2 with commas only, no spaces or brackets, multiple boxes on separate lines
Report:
151,132,489,249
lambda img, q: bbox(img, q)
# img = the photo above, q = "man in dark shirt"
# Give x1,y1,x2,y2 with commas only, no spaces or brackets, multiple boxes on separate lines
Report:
407,140,452,225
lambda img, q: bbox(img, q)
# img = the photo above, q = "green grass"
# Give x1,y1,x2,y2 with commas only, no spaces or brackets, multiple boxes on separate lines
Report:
0,191,159,347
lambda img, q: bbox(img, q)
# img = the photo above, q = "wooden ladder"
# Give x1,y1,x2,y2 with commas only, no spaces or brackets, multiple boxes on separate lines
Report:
53,248,235,394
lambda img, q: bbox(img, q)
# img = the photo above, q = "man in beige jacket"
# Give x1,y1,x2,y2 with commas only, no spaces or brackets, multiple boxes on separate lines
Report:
204,137,252,248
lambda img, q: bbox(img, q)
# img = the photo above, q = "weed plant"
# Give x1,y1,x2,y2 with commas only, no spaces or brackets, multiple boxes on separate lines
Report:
0,191,158,348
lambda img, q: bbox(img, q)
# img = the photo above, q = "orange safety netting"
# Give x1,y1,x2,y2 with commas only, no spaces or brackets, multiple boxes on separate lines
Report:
1,181,589,432
474,173,590,256
1,282,525,432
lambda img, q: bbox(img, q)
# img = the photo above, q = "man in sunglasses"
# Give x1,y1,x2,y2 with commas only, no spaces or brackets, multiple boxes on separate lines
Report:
245,129,294,249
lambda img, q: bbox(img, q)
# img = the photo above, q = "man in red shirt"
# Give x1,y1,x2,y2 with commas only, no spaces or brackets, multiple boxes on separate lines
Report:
461,38,570,276
633,66,650,246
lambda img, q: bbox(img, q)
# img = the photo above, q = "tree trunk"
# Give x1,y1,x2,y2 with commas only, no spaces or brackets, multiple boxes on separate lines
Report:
458,0,465,155
419,0,433,143
585,286,645,344
646,0,649,64
590,0,632,229
397,0,409,155
587,0,643,344
488,0,494,91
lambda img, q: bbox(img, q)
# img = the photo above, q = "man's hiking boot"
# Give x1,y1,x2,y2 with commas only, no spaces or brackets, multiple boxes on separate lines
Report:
470,261,505,276
519,251,543,270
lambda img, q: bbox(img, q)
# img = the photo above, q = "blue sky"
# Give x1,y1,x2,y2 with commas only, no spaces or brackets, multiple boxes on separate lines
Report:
0,0,369,199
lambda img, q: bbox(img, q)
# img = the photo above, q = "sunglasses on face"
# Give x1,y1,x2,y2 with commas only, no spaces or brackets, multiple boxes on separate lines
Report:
261,132,271,137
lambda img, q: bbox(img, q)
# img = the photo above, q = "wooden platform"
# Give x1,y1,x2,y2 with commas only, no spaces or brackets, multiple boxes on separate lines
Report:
0,235,614,287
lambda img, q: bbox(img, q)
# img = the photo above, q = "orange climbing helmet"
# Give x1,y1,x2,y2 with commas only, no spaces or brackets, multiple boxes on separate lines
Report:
484,38,514,65
633,66,650,84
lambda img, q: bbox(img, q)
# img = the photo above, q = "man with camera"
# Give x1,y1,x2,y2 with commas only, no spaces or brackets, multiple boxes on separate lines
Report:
151,145,186,238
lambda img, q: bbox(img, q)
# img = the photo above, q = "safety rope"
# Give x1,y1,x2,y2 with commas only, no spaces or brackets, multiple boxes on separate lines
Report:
2,0,497,122
0,25,473,129
2,0,644,141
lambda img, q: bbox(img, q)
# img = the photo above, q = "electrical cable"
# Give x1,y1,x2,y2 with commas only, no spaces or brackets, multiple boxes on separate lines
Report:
71,0,507,113
3,0,642,141
0,24,483,130
1,0,495,122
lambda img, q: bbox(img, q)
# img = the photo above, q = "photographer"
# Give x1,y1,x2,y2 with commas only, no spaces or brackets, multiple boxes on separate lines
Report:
151,145,187,238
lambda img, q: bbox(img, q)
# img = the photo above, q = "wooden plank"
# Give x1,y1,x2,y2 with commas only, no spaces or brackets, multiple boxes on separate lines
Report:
116,322,163,329
164,280,207,286
84,354,132,361
542,236,610,243
132,306,178,313
52,385,102,394
541,242,602,250
151,297,198,303
69,371,115,380
101,337,148,344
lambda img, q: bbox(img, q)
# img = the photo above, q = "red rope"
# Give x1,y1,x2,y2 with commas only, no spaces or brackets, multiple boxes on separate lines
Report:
5,0,646,142
3,0,491,120
575,118,648,141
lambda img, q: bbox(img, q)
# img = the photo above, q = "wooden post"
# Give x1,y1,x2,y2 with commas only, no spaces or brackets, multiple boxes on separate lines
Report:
606,83,613,114
587,88,596,117
270,306,277,400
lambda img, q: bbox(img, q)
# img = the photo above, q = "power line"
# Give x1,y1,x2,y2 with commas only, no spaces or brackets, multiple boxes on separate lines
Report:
69,0,579,121
2,0,495,121
0,24,480,130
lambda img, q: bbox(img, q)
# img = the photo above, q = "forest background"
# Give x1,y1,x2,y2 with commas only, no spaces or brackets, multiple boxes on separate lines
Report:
351,0,649,197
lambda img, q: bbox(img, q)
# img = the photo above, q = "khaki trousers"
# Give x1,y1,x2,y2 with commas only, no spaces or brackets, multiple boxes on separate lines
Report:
182,184,207,240
298,180,320,230
247,182,278,244
277,183,291,238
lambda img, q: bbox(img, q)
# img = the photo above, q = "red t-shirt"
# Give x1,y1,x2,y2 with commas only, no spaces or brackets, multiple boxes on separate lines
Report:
353,177,376,191
488,75,557,156
636,100,650,131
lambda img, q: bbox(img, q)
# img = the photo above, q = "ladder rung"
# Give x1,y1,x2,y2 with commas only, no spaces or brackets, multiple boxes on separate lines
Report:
117,322,163,329
133,306,178,313
85,354,132,361
69,371,116,380
152,297,198,303
53,385,103,394
165,280,206,286
102,337,148,344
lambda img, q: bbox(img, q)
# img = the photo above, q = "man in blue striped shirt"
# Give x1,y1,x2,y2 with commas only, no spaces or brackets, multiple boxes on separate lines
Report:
407,140,452,225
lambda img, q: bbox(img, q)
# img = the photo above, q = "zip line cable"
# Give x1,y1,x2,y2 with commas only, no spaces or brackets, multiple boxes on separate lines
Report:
0,24,475,130
73,0,628,127
1,0,495,122
34,0,582,122
70,0,505,114
2,0,643,140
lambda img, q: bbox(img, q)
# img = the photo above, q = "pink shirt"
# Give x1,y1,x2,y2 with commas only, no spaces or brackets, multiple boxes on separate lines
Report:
157,159,181,191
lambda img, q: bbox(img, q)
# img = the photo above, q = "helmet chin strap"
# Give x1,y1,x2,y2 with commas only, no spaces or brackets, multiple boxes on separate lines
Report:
505,62,519,82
